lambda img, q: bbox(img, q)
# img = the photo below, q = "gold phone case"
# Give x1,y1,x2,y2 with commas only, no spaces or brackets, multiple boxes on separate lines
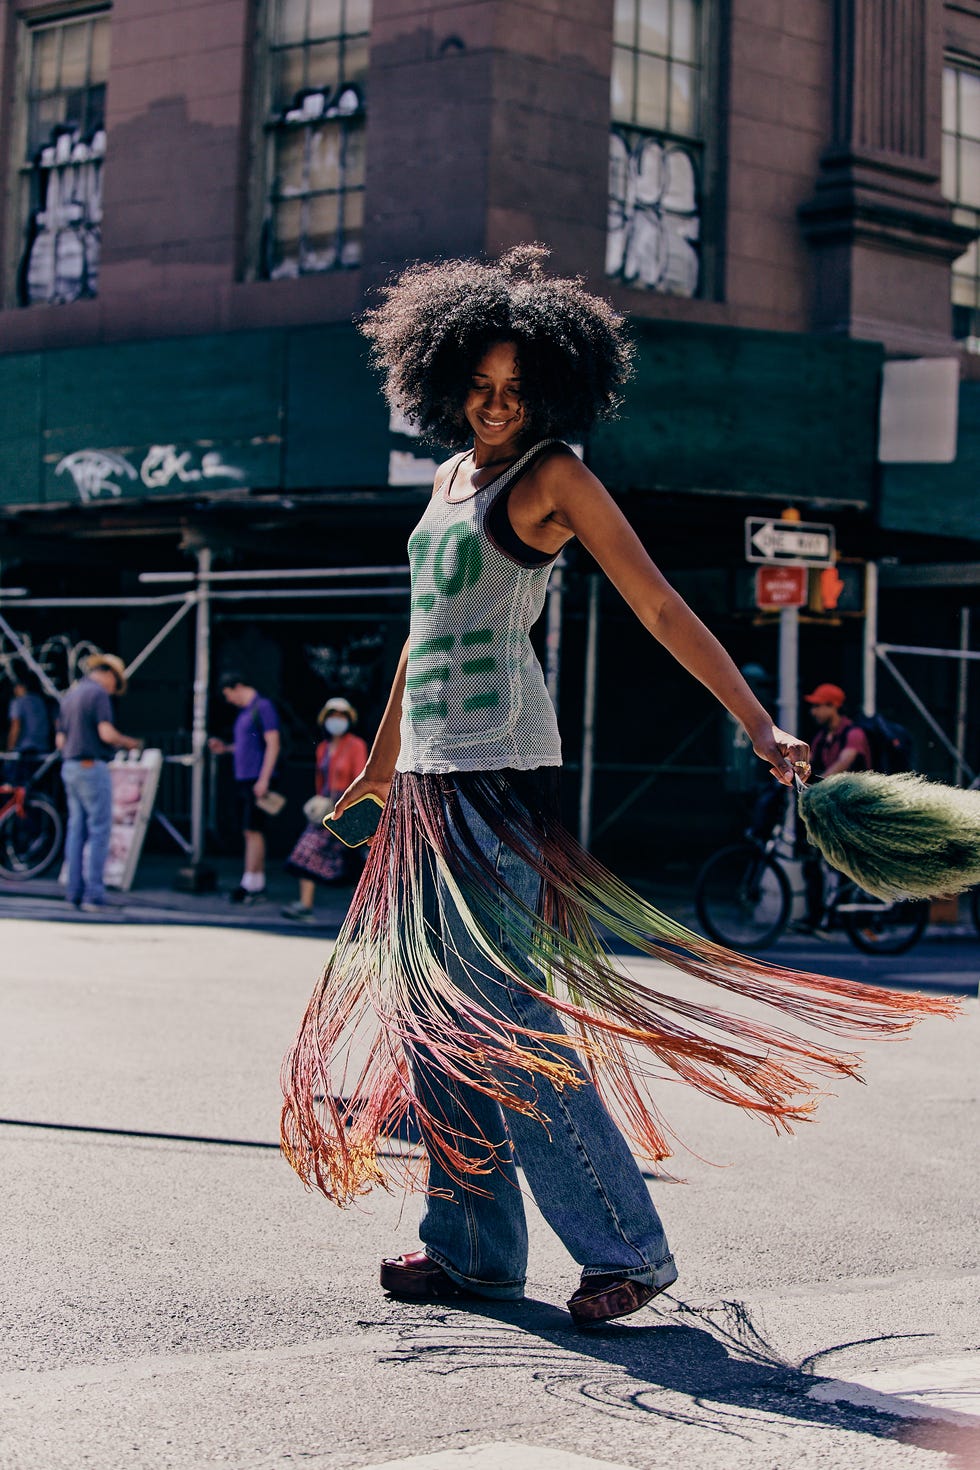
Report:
322,792,384,848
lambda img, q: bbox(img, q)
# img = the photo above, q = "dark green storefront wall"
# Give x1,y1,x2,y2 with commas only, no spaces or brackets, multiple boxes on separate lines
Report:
590,320,884,507
0,325,391,509
880,381,980,540
0,316,941,520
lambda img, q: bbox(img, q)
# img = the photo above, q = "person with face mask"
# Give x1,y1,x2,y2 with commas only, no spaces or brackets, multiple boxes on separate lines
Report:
281,698,369,922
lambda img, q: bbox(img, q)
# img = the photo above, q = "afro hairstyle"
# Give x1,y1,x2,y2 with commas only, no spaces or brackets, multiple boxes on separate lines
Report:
359,244,635,448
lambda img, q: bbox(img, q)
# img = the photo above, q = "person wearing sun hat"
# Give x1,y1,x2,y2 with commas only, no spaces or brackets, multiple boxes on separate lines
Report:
281,696,369,922
55,652,142,914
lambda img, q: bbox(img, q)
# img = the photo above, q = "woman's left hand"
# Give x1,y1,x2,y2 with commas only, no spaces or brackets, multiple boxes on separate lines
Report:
751,724,811,787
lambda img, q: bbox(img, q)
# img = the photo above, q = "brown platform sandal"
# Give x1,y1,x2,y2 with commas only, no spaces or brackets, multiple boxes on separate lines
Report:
380,1250,476,1301
567,1271,673,1328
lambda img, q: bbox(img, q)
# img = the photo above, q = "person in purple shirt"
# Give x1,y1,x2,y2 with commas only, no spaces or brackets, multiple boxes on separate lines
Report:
209,671,281,904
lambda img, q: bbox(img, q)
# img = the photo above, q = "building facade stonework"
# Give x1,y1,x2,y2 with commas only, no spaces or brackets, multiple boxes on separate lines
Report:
0,0,977,862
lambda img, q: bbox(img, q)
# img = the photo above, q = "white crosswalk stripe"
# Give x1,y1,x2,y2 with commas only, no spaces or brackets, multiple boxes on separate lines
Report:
808,1354,980,1426
358,1444,641,1470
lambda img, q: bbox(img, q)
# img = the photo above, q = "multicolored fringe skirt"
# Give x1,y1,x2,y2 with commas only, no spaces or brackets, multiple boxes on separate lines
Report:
280,769,957,1206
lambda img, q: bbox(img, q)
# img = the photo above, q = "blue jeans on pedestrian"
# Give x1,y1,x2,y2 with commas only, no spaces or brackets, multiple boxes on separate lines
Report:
62,759,112,905
412,789,677,1301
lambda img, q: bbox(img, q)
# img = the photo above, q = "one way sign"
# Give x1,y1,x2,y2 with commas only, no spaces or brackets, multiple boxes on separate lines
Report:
744,516,835,567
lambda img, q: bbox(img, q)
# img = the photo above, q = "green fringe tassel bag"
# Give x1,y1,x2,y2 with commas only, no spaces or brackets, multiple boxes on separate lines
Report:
798,771,980,901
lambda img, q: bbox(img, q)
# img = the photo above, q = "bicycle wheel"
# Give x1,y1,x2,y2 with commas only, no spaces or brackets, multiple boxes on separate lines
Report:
694,843,792,950
0,796,63,880
838,888,929,956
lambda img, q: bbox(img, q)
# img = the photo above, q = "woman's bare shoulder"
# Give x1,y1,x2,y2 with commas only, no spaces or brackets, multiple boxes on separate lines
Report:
531,444,606,503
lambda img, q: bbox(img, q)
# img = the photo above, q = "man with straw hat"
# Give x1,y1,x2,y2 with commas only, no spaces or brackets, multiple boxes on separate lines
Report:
55,653,142,914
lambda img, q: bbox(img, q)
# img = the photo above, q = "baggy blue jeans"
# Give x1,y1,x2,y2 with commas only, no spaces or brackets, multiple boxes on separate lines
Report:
412,790,677,1301
62,759,112,905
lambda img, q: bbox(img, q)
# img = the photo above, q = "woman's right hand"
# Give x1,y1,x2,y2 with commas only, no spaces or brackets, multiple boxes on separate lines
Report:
330,769,392,820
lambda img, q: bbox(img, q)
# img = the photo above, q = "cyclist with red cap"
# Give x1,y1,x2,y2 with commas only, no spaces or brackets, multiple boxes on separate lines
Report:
797,684,872,933
805,683,872,779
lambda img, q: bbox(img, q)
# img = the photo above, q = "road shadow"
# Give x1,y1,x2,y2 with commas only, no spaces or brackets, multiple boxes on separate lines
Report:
366,1293,980,1466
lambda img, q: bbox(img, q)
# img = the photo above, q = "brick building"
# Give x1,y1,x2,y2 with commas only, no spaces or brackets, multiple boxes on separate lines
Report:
0,0,978,865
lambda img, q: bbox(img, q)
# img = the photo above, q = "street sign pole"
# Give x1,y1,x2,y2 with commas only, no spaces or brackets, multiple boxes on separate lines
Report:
778,604,799,737
778,604,799,844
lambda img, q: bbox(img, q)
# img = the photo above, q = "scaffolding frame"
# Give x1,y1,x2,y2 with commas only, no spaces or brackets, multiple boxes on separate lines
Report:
0,560,414,866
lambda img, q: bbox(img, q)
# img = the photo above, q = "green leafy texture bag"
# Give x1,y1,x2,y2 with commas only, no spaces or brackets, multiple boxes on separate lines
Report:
798,771,980,901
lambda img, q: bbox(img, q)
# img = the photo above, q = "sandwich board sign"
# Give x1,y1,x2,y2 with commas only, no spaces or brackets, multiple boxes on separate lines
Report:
106,748,163,890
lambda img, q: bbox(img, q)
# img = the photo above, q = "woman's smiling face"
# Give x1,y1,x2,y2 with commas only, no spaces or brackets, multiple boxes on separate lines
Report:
463,340,525,457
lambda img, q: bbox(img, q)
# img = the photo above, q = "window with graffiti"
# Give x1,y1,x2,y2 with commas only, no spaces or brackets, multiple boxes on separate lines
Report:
607,0,704,297
943,60,980,352
257,0,371,280
16,9,110,308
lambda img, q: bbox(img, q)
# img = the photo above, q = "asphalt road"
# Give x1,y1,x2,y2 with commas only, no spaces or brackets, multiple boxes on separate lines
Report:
1,918,978,1470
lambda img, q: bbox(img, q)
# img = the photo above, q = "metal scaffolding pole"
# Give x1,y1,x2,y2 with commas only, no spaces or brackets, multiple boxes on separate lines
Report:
0,610,63,702
578,574,600,850
955,607,971,787
190,548,211,869
777,604,799,845
863,560,878,716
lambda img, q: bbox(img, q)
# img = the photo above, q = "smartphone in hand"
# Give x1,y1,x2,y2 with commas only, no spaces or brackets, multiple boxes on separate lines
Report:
322,793,384,848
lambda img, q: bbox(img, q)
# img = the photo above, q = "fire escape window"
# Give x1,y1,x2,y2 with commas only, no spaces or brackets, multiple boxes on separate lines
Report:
17,9,110,307
943,61,980,352
607,0,704,297
261,0,371,279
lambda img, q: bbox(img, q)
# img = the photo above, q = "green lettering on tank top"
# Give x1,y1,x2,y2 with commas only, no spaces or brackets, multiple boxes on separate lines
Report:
407,516,500,724
433,524,482,597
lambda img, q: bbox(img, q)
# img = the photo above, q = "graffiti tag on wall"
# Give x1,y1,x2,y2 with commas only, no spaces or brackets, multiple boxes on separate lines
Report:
0,631,101,693
55,446,246,504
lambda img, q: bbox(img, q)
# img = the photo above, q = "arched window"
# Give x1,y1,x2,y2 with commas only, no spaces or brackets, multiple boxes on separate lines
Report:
607,0,705,297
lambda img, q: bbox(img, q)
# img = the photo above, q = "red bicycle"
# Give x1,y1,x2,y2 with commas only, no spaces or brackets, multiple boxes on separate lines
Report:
0,751,64,881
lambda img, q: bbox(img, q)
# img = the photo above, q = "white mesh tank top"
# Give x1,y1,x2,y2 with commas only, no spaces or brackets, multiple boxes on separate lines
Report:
396,439,564,774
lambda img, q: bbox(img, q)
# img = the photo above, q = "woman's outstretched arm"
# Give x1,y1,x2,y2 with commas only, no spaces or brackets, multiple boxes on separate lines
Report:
538,455,810,785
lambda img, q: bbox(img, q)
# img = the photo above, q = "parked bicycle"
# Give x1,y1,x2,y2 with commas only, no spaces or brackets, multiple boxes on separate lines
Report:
0,750,64,880
694,790,930,955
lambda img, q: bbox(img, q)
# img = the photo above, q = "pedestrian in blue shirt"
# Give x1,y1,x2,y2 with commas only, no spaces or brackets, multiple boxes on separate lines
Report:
208,671,282,904
55,654,142,913
5,667,53,783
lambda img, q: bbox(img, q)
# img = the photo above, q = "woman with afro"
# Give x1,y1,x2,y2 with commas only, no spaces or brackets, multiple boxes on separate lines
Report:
280,247,949,1327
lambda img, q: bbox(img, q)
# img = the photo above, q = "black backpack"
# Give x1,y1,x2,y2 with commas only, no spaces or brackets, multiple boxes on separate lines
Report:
855,713,914,774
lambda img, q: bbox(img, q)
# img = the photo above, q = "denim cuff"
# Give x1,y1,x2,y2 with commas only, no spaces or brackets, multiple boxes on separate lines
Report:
424,1248,526,1301
580,1254,678,1291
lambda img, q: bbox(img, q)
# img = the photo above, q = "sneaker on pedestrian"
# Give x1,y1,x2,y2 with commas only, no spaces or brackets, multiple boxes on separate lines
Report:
80,900,117,917
281,901,316,923
792,918,832,940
